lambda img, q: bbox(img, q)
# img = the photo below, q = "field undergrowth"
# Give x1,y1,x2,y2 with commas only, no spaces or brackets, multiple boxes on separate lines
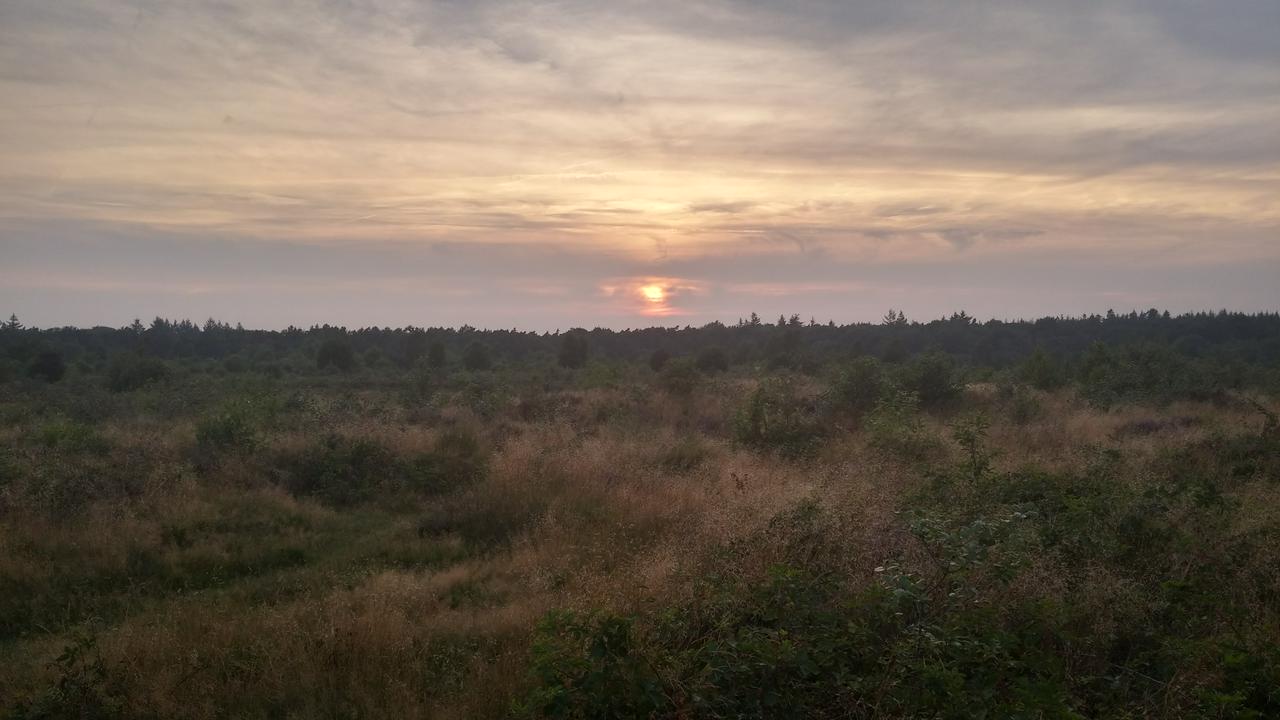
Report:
1,353,1278,718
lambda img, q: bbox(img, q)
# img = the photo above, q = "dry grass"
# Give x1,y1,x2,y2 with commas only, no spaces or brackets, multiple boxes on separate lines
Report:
1,377,1274,718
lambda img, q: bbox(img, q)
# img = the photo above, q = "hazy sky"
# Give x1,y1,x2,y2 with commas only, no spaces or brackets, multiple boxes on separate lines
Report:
2,0,1277,329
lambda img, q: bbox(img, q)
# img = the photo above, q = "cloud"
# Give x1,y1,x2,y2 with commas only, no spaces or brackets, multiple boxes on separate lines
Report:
0,0,1276,327
689,201,757,214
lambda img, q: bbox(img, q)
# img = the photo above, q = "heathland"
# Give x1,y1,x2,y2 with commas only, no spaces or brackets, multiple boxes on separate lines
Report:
1,311,1278,718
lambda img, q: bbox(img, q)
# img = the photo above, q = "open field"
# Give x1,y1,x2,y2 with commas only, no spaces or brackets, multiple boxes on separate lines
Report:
2,317,1279,718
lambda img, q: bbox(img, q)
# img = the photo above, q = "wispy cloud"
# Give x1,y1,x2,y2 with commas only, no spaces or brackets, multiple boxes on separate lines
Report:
0,0,1276,327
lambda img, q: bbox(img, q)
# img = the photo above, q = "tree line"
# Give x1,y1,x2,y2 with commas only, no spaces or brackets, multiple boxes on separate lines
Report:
2,310,1278,385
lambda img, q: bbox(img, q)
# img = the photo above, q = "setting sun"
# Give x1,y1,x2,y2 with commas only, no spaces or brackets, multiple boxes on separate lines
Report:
640,285,666,303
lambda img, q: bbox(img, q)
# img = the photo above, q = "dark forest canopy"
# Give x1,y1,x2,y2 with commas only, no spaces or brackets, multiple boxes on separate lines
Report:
3,310,1279,372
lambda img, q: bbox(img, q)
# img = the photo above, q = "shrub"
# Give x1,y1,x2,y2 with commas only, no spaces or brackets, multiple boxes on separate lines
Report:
362,346,384,368
695,346,729,374
463,342,492,371
428,340,447,368
194,403,259,465
316,338,356,372
657,358,699,397
648,349,670,373
282,435,399,506
557,332,589,369
1021,346,1065,390
1080,342,1227,407
6,631,126,720
408,428,488,494
997,381,1042,424
896,351,962,410
105,353,168,392
733,378,823,459
827,356,887,416
27,350,66,383
865,389,937,460
519,611,666,719
35,419,111,456
520,564,1080,720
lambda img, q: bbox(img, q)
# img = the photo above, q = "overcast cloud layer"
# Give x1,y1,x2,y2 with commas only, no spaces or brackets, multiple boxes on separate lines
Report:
1,0,1277,329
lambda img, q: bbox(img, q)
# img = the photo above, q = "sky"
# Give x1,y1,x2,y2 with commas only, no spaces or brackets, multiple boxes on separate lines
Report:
1,0,1277,330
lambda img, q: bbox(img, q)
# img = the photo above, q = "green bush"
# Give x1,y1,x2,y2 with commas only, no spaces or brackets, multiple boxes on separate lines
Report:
104,353,168,392
733,378,823,459
463,342,493,371
35,419,111,456
695,346,729,374
6,631,126,720
657,358,699,397
827,356,887,416
1079,342,1230,407
27,350,66,383
522,427,1280,719
282,435,399,506
194,404,259,464
520,565,1080,720
997,381,1042,424
895,351,963,410
557,332,589,370
519,611,666,719
1021,346,1065,390
316,338,356,372
865,390,937,460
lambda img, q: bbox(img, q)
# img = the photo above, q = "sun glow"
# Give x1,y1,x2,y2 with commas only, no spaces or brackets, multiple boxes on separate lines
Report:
640,284,666,303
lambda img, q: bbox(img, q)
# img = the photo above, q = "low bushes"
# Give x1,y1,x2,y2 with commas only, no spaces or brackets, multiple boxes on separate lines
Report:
520,422,1280,719
281,428,488,506
105,353,169,393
